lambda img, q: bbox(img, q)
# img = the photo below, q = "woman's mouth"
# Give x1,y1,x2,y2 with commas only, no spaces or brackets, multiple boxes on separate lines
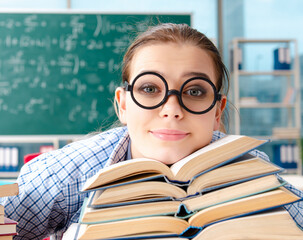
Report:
150,129,189,141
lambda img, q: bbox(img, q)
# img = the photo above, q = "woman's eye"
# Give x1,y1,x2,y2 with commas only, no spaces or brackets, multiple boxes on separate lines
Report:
184,87,206,97
138,84,160,94
144,86,156,93
189,89,202,96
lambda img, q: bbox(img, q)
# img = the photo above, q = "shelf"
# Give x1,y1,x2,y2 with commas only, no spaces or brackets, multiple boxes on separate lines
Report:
235,70,294,76
0,172,19,178
233,38,295,43
0,135,84,150
0,135,83,143
243,136,300,141
230,38,301,175
238,103,295,108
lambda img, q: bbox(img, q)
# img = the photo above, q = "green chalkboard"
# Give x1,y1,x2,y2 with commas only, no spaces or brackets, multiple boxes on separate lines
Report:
0,13,191,135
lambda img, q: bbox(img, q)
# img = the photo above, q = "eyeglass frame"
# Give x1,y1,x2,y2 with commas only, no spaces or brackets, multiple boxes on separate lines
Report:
123,71,222,114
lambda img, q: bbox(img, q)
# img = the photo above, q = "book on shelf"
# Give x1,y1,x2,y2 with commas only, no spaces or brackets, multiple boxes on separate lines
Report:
272,127,300,139
0,181,19,198
273,144,299,170
282,87,296,105
273,47,291,70
0,147,19,172
81,135,268,192
66,134,303,239
239,96,259,105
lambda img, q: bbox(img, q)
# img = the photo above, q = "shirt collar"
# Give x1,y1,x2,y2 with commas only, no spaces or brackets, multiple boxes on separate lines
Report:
126,140,132,160
105,127,130,167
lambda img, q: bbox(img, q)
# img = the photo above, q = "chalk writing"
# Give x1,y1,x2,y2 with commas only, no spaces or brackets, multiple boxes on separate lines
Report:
0,13,190,134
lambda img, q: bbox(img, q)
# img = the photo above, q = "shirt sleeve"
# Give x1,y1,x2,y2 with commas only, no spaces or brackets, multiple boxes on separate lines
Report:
0,152,89,240
1,153,64,239
0,127,127,240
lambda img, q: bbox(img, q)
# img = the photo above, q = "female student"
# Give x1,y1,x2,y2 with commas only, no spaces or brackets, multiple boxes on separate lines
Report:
1,23,303,240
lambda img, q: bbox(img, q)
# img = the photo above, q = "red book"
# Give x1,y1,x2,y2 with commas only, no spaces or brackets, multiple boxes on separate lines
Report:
0,218,17,236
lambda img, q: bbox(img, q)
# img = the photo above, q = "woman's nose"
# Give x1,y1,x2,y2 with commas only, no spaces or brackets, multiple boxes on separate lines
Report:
159,94,184,119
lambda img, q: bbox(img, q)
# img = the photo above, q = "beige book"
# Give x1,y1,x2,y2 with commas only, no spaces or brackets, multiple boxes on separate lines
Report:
88,157,281,207
76,186,301,239
81,135,267,192
81,175,284,223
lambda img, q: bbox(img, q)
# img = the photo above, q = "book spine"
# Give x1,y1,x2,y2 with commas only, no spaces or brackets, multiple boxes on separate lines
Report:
0,147,4,172
274,144,298,169
0,147,19,172
273,48,291,70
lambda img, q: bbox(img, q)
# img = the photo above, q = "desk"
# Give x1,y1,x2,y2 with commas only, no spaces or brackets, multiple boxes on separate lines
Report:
282,174,303,191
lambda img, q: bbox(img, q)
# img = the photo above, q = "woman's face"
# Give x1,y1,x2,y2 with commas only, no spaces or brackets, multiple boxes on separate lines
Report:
116,43,226,164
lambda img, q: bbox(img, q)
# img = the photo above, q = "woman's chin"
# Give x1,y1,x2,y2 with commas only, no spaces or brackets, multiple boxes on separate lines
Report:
152,154,185,165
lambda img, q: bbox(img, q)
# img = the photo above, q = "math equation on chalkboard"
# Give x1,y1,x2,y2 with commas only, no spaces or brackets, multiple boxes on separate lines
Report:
0,13,190,135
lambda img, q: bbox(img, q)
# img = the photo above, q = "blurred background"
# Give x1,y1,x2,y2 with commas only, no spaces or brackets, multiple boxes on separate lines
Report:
0,0,302,176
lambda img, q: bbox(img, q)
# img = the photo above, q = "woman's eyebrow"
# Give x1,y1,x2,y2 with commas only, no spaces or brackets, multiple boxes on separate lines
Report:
183,72,211,80
134,70,212,81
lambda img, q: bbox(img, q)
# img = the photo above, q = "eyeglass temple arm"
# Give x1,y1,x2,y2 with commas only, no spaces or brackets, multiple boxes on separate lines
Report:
217,93,222,101
123,82,132,91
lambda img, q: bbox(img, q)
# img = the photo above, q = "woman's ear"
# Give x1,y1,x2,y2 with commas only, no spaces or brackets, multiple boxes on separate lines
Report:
213,95,227,131
115,87,127,124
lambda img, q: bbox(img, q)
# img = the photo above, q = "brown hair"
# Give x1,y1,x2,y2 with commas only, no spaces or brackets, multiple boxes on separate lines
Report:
122,23,229,95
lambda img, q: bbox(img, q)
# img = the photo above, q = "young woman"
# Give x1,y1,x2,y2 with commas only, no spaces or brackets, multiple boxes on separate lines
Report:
1,23,302,240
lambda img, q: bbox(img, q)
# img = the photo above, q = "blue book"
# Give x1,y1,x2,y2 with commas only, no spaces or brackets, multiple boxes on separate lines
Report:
273,48,291,70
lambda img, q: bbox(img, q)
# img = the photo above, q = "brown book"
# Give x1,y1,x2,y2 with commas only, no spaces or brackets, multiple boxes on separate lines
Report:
81,135,268,192
0,235,14,240
0,181,18,198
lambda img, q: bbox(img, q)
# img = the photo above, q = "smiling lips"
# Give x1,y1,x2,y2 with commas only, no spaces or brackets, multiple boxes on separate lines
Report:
150,129,189,141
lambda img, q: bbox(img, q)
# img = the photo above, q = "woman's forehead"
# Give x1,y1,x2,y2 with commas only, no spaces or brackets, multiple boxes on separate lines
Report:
129,43,217,85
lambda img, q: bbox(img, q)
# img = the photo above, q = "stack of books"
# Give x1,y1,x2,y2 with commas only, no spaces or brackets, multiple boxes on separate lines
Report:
0,181,19,239
65,135,303,240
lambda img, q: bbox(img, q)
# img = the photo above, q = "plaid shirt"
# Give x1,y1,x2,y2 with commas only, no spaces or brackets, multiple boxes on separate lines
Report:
0,126,302,239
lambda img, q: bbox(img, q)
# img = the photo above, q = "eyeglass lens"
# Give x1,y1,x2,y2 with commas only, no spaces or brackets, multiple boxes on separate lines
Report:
130,73,217,114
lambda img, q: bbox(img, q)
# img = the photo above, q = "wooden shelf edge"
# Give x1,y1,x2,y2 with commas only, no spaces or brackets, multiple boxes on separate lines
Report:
0,172,19,178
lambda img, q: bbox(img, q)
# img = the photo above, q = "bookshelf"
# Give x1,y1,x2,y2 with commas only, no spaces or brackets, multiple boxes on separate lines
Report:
230,38,301,174
0,135,82,178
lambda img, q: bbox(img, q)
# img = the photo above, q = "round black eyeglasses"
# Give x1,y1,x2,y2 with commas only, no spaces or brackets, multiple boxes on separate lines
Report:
124,71,222,114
